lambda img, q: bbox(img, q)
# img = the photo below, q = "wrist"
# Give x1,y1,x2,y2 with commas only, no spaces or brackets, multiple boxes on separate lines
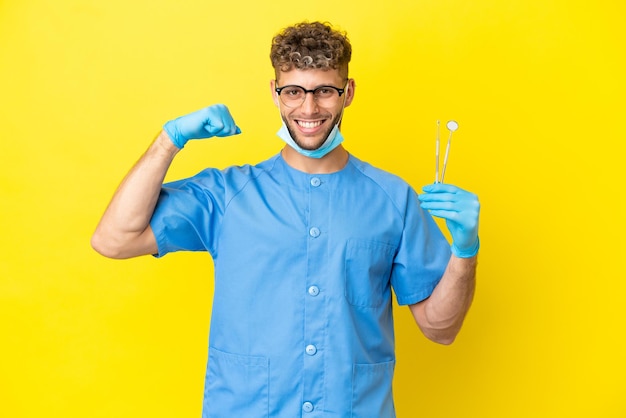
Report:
155,130,182,156
451,237,480,258
163,120,187,149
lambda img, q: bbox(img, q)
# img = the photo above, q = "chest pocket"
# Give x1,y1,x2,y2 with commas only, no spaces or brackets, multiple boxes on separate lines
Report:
344,239,396,308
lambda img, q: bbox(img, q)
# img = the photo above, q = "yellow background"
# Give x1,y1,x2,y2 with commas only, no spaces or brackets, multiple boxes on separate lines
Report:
1,0,625,417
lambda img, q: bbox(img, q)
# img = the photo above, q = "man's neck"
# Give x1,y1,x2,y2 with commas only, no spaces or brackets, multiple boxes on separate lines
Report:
281,145,349,174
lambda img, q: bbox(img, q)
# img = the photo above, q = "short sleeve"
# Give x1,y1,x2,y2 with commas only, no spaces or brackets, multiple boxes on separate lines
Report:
391,188,451,305
149,168,226,258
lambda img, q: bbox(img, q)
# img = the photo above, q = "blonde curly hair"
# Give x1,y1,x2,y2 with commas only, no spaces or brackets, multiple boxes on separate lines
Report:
270,21,352,78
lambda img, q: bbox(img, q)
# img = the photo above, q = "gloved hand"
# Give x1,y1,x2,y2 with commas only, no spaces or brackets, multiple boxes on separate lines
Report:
418,183,480,258
163,104,242,149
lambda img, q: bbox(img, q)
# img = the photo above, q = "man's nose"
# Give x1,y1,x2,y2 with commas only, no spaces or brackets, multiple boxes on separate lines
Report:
300,91,319,113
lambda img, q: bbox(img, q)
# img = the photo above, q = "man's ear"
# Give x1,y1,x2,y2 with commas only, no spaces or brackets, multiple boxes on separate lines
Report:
344,78,356,108
270,79,280,107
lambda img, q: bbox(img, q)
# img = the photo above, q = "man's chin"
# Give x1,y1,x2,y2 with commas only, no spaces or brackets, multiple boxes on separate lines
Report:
292,133,331,151
293,140,326,151
286,124,332,151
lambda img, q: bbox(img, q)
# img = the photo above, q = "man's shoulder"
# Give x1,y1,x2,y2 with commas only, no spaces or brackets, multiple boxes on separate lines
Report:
213,153,281,181
347,155,411,191
164,154,279,195
346,155,418,216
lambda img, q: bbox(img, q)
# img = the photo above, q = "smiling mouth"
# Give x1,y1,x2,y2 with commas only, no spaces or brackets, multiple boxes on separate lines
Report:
296,120,324,129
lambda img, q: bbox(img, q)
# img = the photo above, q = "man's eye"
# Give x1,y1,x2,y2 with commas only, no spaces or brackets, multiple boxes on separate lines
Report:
284,88,303,96
316,88,335,97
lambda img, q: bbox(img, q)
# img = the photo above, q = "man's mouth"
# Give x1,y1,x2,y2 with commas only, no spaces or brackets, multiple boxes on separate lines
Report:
296,120,324,129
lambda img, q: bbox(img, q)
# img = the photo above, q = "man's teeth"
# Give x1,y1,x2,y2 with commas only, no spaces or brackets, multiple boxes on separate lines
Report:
297,120,323,128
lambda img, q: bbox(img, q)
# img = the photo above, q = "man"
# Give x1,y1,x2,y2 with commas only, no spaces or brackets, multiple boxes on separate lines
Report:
92,21,480,418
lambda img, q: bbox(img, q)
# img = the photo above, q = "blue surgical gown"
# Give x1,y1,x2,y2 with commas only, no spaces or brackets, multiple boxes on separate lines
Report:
150,153,451,417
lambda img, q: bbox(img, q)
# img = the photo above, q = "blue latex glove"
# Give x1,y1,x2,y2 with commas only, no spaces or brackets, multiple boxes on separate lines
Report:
163,104,242,149
418,183,480,258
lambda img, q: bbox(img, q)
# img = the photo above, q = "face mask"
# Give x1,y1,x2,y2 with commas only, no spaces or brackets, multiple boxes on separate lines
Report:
276,121,344,159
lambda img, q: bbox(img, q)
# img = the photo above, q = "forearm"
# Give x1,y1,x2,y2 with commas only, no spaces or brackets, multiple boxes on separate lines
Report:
410,255,477,345
91,131,179,258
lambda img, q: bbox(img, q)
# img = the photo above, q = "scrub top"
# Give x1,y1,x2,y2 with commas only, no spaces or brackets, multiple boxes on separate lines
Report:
150,153,451,417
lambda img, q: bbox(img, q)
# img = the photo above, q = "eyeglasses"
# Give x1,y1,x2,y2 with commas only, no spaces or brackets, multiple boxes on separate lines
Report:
275,83,347,108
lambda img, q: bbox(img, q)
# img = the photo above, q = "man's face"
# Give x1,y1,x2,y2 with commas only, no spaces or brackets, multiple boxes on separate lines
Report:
272,68,354,151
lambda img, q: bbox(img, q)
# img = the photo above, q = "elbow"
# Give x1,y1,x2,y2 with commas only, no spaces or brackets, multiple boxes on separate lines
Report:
412,303,463,346
90,230,126,259
423,328,459,346
431,334,457,346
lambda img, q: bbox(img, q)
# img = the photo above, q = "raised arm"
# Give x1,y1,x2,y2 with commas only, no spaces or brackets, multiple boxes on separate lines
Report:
91,131,179,259
410,183,480,344
91,104,241,259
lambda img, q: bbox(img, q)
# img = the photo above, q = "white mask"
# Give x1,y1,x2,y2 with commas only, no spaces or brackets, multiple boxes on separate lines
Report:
276,121,344,159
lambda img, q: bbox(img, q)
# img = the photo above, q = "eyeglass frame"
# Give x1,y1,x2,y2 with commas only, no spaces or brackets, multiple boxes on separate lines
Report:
274,81,348,108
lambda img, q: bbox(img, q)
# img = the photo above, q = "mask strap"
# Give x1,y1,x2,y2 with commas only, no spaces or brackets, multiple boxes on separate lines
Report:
335,80,350,128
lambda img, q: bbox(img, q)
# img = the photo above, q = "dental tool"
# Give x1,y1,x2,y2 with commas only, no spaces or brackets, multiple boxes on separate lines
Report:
436,120,459,184
435,120,440,183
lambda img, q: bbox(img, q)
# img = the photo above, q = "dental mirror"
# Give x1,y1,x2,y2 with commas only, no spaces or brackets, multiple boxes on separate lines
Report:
439,120,459,183
446,120,459,132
